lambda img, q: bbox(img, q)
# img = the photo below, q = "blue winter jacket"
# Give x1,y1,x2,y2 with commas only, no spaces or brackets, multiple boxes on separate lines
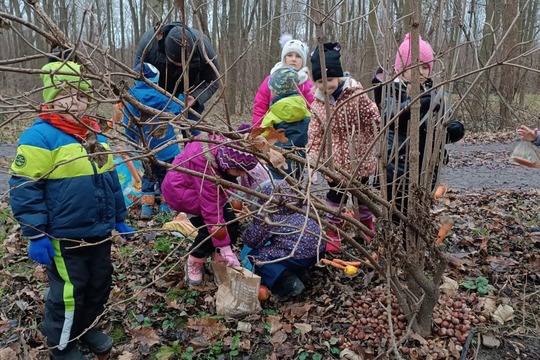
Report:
124,81,183,161
9,119,127,240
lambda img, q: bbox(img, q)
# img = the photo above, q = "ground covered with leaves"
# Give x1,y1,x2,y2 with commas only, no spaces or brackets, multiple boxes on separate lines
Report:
0,133,539,360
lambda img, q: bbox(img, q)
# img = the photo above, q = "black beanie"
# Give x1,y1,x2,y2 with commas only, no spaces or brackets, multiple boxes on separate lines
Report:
310,42,344,81
164,26,189,64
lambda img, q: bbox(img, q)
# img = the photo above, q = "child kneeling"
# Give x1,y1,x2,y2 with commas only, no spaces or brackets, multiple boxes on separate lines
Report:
241,180,325,301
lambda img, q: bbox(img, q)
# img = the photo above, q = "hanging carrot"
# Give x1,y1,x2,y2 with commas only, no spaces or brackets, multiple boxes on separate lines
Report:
436,219,454,245
433,183,448,199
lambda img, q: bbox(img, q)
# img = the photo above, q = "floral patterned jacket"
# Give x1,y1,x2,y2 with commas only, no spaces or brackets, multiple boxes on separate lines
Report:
307,77,381,177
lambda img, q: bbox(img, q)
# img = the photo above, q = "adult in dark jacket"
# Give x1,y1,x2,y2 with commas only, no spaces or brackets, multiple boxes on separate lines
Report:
382,34,465,218
134,21,219,130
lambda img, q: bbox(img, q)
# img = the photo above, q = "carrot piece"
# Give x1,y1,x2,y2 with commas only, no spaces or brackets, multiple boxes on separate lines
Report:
436,219,454,245
333,258,362,267
322,258,346,269
433,183,448,199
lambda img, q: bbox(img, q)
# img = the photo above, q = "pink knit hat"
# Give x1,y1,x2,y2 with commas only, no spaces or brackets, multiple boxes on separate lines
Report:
394,33,434,75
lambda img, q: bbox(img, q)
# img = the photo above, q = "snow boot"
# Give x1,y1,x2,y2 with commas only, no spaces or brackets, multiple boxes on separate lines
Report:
185,255,206,286
140,193,155,220
81,328,113,356
48,346,89,360
271,270,305,301
159,196,172,214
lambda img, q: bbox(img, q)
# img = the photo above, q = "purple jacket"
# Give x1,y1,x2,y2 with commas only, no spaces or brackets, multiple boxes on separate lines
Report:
161,136,232,247
252,75,314,128
241,181,325,262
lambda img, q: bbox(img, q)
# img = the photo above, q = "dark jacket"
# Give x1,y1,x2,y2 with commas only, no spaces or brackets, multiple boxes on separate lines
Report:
9,120,127,240
383,79,465,186
135,22,219,105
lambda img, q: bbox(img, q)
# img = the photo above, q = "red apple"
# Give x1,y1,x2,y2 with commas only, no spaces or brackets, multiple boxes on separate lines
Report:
258,285,270,301
210,226,228,241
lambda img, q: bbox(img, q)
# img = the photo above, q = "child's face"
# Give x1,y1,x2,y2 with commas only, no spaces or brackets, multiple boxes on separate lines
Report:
284,52,303,70
50,88,90,117
315,77,340,95
226,168,247,178
401,63,431,84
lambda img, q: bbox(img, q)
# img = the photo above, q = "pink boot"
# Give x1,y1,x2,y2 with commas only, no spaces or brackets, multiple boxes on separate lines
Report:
360,217,375,241
325,228,342,253
185,255,206,286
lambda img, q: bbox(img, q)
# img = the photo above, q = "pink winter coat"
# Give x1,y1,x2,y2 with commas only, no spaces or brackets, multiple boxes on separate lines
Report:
252,75,314,128
308,77,381,177
161,136,233,247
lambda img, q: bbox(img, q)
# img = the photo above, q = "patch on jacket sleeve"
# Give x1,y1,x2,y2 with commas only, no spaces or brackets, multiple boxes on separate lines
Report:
14,154,26,168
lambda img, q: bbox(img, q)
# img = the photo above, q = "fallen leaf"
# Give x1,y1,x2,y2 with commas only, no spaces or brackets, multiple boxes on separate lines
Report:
237,321,252,333
492,304,515,325
482,334,501,348
439,276,459,296
266,315,282,335
129,326,160,347
269,330,287,345
340,348,364,360
293,323,312,336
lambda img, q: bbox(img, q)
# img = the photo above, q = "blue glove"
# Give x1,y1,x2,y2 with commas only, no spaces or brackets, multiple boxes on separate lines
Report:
115,222,135,238
29,237,55,265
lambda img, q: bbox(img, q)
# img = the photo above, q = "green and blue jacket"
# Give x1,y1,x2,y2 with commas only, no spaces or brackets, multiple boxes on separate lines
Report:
9,119,127,240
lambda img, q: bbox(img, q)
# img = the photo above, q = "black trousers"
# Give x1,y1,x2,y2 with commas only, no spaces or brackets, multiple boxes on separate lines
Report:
42,237,113,352
188,202,239,258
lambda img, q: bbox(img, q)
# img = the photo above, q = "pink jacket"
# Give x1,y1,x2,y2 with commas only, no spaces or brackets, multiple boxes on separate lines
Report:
252,75,314,128
161,136,233,247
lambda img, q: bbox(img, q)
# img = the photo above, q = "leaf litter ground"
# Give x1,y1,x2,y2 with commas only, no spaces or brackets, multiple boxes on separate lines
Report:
0,132,539,359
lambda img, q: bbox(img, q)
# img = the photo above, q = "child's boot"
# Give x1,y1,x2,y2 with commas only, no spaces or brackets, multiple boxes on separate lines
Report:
48,346,89,360
325,199,343,253
140,193,155,219
159,196,172,214
358,204,375,241
81,328,113,357
271,270,305,301
185,255,206,286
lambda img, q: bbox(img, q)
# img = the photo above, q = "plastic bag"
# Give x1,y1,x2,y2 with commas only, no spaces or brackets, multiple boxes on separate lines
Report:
211,261,262,317
510,141,540,168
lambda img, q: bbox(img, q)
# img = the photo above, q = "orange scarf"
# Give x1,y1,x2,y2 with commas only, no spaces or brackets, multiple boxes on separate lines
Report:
39,112,100,141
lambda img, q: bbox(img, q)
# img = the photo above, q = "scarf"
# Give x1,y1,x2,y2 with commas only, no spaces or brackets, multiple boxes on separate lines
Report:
39,112,109,167
39,112,100,141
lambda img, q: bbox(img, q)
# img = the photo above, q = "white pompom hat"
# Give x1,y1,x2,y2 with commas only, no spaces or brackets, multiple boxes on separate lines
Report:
279,33,309,68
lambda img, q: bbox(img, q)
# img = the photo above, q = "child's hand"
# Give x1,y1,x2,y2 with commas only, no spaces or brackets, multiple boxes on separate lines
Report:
517,125,539,142
29,236,55,265
217,245,240,267
115,222,135,239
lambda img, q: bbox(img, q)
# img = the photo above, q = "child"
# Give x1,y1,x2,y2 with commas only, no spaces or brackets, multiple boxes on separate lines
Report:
517,125,540,147
252,34,313,127
9,61,134,359
161,130,259,286
123,62,184,219
308,42,381,252
384,34,465,218
241,180,325,301
261,66,311,179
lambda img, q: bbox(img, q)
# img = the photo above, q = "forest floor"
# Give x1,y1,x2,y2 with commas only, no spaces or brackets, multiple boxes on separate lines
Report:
0,132,539,359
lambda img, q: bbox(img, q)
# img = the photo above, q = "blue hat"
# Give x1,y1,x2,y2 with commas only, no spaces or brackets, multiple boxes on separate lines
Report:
134,62,160,83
